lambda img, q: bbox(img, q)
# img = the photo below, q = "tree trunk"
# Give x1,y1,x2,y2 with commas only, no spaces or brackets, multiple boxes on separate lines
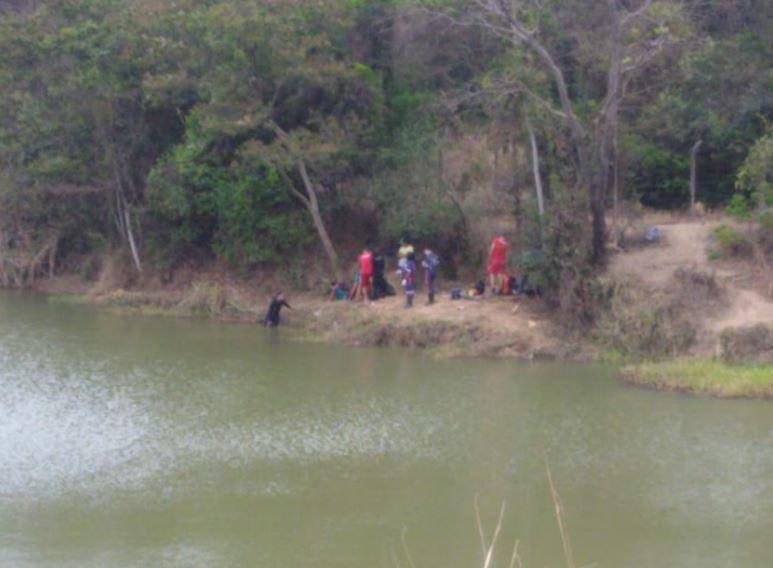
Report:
590,179,607,264
612,128,620,244
297,159,340,276
690,140,702,212
48,236,58,278
114,174,142,274
122,195,142,274
527,121,545,218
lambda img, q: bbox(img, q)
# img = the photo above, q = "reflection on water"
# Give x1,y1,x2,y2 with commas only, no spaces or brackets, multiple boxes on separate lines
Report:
0,291,771,567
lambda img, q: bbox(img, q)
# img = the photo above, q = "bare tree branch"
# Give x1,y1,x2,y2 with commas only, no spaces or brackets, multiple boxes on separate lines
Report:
621,0,654,28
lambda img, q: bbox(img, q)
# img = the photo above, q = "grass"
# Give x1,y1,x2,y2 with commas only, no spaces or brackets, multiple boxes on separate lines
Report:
47,287,258,321
620,359,773,398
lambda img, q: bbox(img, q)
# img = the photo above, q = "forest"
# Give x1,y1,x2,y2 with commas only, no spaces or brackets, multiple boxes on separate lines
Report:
0,0,770,317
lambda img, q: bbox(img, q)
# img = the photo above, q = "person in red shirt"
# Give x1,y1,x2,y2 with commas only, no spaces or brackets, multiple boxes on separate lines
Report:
357,245,374,301
487,235,509,294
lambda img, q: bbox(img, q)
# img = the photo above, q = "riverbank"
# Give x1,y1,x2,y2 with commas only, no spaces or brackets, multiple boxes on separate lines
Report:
38,276,773,399
43,278,584,362
25,215,773,399
30,281,773,398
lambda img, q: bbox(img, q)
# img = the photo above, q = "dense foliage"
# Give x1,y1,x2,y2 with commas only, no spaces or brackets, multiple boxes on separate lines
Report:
0,1,770,299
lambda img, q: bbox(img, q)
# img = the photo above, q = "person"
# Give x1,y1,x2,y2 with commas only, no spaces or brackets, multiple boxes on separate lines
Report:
371,250,395,300
264,292,291,327
421,248,440,305
468,279,485,298
328,280,348,301
396,253,417,308
398,238,414,260
487,234,509,294
357,245,374,302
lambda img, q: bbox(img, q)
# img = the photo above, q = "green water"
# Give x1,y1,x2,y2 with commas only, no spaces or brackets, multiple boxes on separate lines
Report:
0,292,770,567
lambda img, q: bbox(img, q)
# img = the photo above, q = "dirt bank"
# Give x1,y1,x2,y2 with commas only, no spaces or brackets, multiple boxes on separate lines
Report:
41,275,582,361
609,216,773,358
297,293,581,360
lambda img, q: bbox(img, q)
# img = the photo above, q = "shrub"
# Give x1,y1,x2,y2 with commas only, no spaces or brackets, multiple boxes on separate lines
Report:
713,224,748,255
736,131,772,208
144,116,310,271
595,269,725,358
725,193,752,220
720,325,773,364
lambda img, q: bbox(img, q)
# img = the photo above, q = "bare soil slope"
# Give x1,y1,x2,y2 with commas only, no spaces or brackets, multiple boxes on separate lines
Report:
609,219,773,355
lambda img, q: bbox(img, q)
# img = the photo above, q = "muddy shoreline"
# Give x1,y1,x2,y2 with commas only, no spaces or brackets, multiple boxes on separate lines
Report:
19,274,773,399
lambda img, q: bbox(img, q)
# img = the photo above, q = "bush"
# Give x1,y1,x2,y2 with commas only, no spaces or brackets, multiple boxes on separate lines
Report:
625,137,689,209
720,325,773,364
713,224,748,255
144,116,310,271
595,269,725,358
736,131,772,208
595,283,697,358
725,193,752,220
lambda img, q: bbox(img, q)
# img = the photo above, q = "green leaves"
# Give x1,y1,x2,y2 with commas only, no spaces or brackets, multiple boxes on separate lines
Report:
736,131,773,208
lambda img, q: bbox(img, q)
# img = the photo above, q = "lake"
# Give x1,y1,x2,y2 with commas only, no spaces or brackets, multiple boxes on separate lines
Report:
0,291,770,567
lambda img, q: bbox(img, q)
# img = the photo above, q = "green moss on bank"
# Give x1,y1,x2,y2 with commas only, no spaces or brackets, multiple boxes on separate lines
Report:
620,360,773,398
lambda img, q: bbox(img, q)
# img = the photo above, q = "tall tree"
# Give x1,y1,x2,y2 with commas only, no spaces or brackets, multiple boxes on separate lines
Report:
425,0,692,262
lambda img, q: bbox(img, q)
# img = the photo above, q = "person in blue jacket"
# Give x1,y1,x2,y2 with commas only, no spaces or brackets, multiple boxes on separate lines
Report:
421,248,440,305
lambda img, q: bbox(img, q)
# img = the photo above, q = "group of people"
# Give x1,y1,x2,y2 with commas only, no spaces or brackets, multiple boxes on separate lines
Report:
265,234,521,326
340,241,440,309
333,234,517,309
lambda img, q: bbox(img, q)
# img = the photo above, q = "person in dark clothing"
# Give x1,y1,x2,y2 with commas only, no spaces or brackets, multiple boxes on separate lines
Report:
371,251,395,300
264,292,291,327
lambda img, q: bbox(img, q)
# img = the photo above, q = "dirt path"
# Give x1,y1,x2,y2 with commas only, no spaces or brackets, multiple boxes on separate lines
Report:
609,221,733,287
610,219,773,347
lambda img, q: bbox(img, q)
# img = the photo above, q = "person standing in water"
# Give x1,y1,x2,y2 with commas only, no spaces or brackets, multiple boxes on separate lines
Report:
487,234,509,295
264,292,291,327
422,247,440,305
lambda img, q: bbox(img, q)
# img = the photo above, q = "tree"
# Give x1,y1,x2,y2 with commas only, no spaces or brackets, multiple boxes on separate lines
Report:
0,0,156,274
424,0,692,262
